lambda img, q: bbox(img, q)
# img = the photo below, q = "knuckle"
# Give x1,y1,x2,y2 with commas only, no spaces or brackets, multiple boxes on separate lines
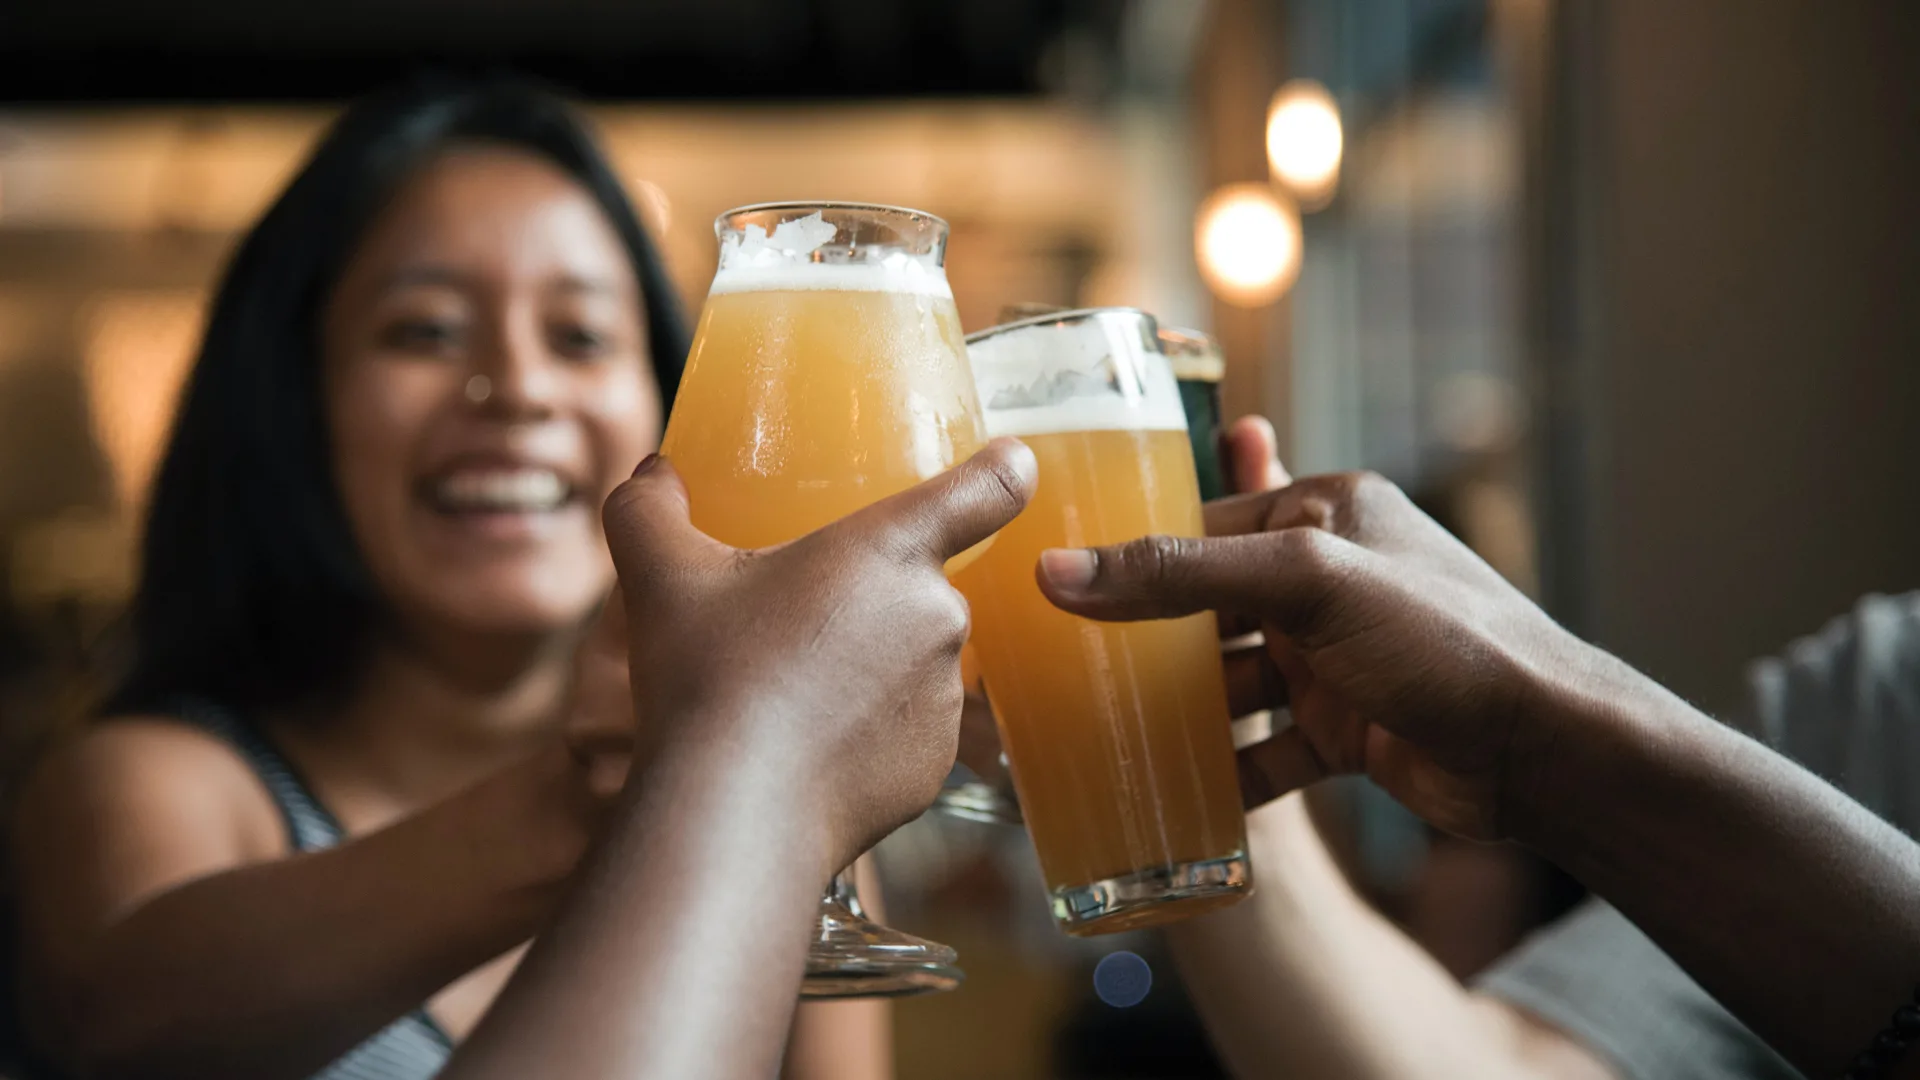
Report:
599,479,642,536
1274,525,1337,578
1296,471,1401,535
972,452,1030,517
935,587,971,645
1119,533,1192,586
1326,470,1372,501
948,588,973,638
1350,469,1399,505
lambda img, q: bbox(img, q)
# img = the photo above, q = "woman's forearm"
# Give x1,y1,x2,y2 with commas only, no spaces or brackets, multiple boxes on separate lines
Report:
46,758,575,1080
1169,796,1539,1080
1519,666,1920,1076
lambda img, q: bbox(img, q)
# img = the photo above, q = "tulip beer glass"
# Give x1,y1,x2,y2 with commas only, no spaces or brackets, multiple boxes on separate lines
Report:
659,202,984,995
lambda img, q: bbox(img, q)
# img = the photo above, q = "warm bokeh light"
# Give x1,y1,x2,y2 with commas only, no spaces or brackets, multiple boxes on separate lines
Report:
1193,183,1301,307
1266,79,1343,206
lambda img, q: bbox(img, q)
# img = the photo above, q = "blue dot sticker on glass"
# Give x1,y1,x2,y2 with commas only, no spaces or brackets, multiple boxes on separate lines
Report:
1093,950,1153,1008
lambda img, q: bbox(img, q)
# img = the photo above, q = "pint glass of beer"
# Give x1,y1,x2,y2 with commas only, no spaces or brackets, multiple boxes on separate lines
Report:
659,202,984,996
956,308,1250,934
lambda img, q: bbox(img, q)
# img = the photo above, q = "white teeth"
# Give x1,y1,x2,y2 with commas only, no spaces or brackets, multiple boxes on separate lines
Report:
433,469,569,512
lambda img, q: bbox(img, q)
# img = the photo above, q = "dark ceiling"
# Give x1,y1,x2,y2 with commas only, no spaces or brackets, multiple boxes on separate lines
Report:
0,0,1113,103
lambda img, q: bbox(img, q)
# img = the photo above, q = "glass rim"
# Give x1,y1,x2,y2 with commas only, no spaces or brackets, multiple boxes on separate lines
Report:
964,305,1156,346
714,200,951,232
1158,325,1216,347
1158,325,1226,382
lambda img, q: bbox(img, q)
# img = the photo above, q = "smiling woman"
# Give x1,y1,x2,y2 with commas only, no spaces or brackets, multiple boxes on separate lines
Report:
320,145,661,644
2,77,888,1080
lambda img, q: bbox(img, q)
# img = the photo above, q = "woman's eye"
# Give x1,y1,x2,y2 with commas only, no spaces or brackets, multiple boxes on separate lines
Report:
383,318,464,353
553,324,610,358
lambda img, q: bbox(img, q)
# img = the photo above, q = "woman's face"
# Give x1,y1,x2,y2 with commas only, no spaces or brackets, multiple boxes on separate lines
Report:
323,146,662,641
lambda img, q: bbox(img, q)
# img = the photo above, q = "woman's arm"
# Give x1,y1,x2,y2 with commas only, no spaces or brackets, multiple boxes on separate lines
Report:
11,720,602,1080
783,856,893,1080
1168,797,1616,1080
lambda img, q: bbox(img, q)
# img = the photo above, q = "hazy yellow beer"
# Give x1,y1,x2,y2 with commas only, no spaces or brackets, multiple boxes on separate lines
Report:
958,308,1249,935
662,214,983,549
659,203,983,996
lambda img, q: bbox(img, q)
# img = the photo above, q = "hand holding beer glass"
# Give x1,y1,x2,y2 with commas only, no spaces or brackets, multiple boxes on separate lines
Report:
658,202,982,996
956,308,1251,934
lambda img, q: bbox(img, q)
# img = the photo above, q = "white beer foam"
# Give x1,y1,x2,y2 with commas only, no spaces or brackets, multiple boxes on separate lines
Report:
711,210,952,297
709,260,952,297
968,316,1188,437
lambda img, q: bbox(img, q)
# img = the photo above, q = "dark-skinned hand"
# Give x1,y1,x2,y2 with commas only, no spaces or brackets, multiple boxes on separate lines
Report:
1037,435,1589,841
603,439,1038,871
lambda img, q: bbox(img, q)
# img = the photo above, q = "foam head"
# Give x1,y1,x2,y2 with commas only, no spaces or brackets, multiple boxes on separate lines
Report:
966,308,1188,438
710,207,953,297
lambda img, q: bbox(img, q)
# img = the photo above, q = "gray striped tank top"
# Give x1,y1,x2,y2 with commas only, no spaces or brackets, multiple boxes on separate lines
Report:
182,703,455,1080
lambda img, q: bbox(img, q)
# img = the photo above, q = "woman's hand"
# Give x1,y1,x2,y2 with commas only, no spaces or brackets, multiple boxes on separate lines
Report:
603,439,1038,871
564,590,642,797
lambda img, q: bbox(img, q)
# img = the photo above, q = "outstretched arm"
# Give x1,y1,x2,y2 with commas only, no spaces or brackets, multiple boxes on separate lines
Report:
1163,420,1617,1080
1044,461,1920,1078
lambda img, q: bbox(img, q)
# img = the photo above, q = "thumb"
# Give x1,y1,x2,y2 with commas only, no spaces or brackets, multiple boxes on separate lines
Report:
1222,415,1293,494
601,454,728,598
1036,526,1364,640
836,438,1038,565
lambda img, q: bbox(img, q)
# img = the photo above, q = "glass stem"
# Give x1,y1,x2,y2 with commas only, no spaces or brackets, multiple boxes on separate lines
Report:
825,866,866,918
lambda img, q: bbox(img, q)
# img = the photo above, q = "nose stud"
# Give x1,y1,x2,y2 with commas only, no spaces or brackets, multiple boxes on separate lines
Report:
464,375,492,404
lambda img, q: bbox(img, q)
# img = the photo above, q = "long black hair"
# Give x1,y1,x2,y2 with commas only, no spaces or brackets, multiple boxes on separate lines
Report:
104,75,689,719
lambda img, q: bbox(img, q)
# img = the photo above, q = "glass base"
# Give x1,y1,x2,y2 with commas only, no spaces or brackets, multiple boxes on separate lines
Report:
1050,852,1252,937
802,873,964,999
932,778,1024,826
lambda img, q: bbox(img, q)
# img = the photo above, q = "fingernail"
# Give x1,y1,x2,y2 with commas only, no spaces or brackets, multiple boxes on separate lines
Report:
1039,549,1097,592
632,453,660,477
990,437,1040,489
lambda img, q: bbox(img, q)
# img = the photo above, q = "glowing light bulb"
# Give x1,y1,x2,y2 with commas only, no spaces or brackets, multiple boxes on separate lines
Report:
1194,183,1301,307
1266,79,1343,206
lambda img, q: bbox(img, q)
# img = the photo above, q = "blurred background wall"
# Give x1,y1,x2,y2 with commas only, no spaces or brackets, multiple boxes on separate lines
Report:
1533,0,1920,712
0,1,1914,1076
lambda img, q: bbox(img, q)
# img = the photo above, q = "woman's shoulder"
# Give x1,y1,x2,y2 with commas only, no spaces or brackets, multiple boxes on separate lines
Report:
11,714,286,861
27,714,261,791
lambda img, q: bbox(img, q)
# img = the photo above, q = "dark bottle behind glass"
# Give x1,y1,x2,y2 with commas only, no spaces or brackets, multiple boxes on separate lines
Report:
1157,326,1228,503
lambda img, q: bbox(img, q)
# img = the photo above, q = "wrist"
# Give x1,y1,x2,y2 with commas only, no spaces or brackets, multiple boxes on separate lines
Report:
397,752,589,950
1502,641,1705,858
492,747,601,914
628,700,837,888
